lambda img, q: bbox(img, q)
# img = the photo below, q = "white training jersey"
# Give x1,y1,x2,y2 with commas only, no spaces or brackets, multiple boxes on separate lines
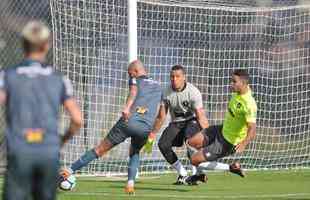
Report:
163,82,203,122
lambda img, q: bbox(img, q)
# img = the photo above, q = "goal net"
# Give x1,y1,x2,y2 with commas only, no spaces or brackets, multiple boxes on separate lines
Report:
50,0,310,175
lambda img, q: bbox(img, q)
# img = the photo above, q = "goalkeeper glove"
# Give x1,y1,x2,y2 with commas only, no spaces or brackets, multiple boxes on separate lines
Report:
143,132,156,154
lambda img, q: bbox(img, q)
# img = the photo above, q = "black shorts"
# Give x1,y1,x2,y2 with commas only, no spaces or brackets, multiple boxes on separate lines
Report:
162,118,202,147
202,125,235,161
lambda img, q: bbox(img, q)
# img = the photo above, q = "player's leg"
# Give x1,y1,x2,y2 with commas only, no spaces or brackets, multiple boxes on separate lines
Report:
185,127,211,178
183,119,204,175
61,119,128,178
3,153,32,200
187,126,244,184
125,134,148,194
195,125,244,177
187,125,231,171
186,125,216,149
158,123,188,182
32,153,59,200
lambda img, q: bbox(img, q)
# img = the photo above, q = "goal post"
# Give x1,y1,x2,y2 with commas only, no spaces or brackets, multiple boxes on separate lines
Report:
50,0,310,175
128,0,138,63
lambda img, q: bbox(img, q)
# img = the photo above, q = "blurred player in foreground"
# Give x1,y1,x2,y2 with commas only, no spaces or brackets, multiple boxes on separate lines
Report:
0,21,82,200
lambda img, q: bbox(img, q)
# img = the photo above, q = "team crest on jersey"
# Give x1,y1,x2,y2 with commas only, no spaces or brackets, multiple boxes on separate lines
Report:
236,102,242,109
136,106,148,115
165,100,171,106
24,128,44,143
182,101,190,108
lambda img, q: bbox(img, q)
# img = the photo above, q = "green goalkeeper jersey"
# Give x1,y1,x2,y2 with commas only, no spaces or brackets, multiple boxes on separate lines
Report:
222,88,257,145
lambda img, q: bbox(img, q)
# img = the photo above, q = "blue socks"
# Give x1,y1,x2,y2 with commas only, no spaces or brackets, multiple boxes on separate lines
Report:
128,153,140,182
70,148,140,185
71,149,98,172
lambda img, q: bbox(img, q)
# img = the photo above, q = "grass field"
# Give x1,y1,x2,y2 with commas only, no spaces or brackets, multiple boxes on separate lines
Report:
57,170,310,200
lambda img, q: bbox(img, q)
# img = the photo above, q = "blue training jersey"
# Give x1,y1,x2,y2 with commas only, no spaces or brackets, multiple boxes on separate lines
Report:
127,75,162,130
0,59,73,153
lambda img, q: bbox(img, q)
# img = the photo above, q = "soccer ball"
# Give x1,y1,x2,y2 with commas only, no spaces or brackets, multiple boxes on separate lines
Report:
59,174,76,191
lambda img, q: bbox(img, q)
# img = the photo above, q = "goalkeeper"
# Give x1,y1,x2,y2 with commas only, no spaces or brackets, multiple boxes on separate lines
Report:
59,60,162,194
146,65,209,185
185,69,257,184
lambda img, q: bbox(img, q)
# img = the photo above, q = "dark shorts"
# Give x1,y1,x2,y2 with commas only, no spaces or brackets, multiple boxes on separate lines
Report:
106,118,149,151
3,150,59,200
202,125,235,161
162,118,202,147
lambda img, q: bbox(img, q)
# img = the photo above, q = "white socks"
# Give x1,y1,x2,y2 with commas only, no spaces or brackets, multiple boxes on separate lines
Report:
197,161,229,174
172,160,188,177
191,165,197,175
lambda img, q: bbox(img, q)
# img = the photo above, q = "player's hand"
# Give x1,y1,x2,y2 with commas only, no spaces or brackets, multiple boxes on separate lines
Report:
122,108,131,121
143,132,156,154
235,141,247,153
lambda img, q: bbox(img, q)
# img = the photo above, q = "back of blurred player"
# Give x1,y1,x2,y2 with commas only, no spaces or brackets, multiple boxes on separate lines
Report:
0,21,82,200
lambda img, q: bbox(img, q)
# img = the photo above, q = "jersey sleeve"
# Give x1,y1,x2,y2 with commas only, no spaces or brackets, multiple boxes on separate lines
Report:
0,70,6,91
128,77,137,86
245,102,257,123
61,76,74,102
161,87,169,106
191,87,203,109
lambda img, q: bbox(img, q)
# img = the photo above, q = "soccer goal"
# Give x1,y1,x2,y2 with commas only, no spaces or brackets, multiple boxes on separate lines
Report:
50,0,310,175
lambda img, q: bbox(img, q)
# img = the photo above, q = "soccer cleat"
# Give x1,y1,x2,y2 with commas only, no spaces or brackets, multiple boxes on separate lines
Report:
185,174,208,185
125,185,135,195
197,174,208,183
229,162,245,178
173,175,189,185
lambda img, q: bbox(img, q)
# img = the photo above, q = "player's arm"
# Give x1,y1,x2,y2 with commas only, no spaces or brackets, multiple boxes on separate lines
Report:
61,77,83,146
235,122,256,153
62,98,83,145
0,71,7,105
122,78,138,121
150,103,168,136
143,103,168,154
235,104,257,153
195,108,209,129
192,88,209,129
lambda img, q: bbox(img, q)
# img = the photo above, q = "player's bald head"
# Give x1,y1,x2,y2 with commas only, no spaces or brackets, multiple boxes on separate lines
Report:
128,60,146,78
21,21,50,54
128,60,144,70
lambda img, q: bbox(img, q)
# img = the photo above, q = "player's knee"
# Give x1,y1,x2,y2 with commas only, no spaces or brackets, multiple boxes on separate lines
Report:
190,156,200,167
95,139,113,156
129,147,140,157
187,137,202,149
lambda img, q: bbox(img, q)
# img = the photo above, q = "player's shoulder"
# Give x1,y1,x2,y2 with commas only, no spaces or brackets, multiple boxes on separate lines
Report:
186,82,201,94
2,62,22,74
141,76,159,83
243,90,257,110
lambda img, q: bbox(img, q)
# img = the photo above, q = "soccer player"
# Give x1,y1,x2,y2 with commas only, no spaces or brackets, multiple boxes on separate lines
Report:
185,69,257,184
146,65,209,184
0,21,82,200
59,60,162,194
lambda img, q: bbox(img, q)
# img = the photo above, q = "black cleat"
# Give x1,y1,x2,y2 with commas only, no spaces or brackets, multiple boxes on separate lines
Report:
229,162,245,178
197,174,208,183
173,175,188,185
185,174,208,185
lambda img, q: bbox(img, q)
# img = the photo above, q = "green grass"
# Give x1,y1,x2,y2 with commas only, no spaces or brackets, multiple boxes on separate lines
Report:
57,170,310,200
